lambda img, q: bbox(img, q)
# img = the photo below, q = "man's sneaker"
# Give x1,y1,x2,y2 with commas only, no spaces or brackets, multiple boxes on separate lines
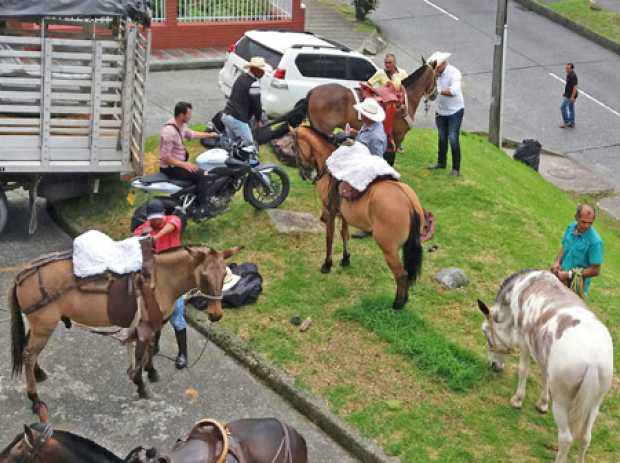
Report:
427,163,446,170
352,230,371,239
450,170,460,177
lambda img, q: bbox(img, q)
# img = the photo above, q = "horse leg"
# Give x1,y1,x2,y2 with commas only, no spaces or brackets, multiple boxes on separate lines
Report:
552,400,573,463
24,325,56,414
376,240,408,309
128,340,150,399
510,349,530,409
576,404,601,463
536,370,550,414
321,210,335,273
145,332,160,383
340,219,350,267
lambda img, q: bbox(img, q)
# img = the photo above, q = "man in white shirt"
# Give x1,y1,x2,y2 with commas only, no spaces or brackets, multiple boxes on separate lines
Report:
427,52,465,177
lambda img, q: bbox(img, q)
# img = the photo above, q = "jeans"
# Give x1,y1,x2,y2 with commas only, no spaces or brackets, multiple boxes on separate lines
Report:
436,108,464,172
561,97,575,126
221,113,254,146
161,166,209,204
170,297,187,331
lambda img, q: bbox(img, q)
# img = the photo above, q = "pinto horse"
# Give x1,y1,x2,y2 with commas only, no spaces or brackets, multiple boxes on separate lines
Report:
284,60,437,154
292,126,424,309
9,245,241,415
0,418,307,463
478,269,613,463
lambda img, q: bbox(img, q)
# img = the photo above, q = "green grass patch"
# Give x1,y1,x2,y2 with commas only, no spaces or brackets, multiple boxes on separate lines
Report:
318,0,377,34
336,295,489,392
58,127,620,461
542,0,620,44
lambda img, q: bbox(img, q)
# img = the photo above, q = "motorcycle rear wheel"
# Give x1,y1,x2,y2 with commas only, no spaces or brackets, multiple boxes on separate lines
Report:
243,166,290,210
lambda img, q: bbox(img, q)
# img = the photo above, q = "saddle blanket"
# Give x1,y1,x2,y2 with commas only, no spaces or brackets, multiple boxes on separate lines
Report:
326,141,400,191
73,230,143,278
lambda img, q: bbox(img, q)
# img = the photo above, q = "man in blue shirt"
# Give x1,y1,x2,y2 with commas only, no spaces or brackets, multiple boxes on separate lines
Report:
551,204,603,296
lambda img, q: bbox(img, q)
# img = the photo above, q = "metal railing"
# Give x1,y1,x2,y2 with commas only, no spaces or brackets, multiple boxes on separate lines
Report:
177,0,293,22
152,0,167,22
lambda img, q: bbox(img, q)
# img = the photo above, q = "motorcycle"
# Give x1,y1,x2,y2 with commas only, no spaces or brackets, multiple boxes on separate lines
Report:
128,139,290,232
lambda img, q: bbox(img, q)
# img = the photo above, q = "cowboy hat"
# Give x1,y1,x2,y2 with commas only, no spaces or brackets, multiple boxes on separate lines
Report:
427,51,451,66
353,98,385,122
222,266,241,292
243,56,267,70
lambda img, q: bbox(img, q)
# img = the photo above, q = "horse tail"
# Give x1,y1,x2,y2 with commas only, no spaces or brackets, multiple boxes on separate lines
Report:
275,97,308,128
403,209,423,285
569,364,606,440
9,283,26,378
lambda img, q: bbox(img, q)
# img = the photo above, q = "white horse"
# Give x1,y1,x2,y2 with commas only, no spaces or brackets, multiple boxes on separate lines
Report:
477,269,613,463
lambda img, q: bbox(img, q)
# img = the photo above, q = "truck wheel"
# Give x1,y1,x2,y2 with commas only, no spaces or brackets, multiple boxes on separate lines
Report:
0,187,7,235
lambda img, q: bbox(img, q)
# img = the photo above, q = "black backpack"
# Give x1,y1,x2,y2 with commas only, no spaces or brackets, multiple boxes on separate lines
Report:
223,263,263,308
514,139,542,172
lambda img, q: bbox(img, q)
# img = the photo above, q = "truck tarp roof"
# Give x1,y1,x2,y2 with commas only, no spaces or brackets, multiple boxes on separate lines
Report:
0,0,151,26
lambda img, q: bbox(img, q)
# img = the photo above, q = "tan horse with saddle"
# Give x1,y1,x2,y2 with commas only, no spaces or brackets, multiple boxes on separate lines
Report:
291,126,427,309
9,236,240,417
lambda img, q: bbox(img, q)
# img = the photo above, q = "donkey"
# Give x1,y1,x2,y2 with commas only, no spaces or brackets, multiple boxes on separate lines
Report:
477,269,613,463
9,245,240,416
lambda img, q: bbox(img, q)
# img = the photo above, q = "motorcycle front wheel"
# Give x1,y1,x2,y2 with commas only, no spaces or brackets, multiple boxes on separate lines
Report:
243,166,290,210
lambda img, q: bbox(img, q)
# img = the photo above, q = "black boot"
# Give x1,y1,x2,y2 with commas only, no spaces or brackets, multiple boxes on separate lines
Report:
174,329,188,369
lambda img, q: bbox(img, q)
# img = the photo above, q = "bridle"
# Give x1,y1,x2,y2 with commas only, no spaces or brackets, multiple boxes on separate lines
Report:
19,423,54,462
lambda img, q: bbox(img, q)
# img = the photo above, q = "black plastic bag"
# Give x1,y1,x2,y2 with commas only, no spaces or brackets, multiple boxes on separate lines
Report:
223,263,263,308
514,139,542,172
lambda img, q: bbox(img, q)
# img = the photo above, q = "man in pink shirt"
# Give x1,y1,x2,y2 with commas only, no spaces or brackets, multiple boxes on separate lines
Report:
160,102,218,218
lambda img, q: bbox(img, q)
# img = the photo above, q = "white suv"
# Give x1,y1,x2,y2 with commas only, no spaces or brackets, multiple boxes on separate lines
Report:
218,30,378,119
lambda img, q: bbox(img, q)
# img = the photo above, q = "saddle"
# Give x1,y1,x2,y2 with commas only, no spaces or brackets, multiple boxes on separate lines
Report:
358,83,407,152
14,239,162,338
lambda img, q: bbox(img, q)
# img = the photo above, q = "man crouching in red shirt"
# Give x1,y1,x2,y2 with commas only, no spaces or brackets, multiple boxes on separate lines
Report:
134,199,189,368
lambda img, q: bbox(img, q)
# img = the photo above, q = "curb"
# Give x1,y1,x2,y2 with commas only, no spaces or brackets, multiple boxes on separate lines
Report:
514,0,620,56
149,58,226,73
48,203,400,463
360,29,388,56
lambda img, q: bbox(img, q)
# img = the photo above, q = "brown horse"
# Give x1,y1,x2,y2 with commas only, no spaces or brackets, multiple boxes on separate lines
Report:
9,245,240,415
0,418,307,463
284,60,437,154
291,126,425,309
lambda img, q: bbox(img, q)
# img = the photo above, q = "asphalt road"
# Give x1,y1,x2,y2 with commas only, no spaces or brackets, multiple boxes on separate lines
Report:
0,193,356,461
371,0,620,187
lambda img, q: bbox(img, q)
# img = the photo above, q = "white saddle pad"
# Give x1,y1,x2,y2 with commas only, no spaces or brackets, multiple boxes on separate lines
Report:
73,230,143,278
326,141,400,191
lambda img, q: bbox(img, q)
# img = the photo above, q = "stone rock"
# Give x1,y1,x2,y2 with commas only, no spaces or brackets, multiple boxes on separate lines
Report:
436,268,469,289
267,210,324,234
361,30,387,56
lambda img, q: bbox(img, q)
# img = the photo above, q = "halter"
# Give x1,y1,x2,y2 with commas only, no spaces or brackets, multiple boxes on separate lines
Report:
20,423,54,462
185,288,223,302
193,418,230,463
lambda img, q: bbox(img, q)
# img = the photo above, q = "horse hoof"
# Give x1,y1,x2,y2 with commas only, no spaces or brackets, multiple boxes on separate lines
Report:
320,262,332,274
138,388,151,400
35,367,48,383
340,255,350,267
536,403,549,414
147,369,160,383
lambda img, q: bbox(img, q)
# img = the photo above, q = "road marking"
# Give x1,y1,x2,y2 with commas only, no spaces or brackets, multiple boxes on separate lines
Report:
549,72,620,117
423,0,459,21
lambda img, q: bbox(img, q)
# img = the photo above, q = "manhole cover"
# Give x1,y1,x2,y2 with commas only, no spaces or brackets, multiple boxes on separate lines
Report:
547,167,576,180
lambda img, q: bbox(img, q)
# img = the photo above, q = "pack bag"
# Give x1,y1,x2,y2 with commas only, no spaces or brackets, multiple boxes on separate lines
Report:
223,263,263,308
514,139,542,172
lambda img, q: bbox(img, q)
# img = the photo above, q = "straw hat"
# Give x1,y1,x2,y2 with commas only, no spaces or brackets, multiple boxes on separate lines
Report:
222,266,241,292
353,98,385,122
427,51,451,66
243,56,267,70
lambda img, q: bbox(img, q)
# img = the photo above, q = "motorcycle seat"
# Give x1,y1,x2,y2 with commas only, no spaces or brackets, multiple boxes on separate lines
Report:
137,173,193,188
225,157,247,168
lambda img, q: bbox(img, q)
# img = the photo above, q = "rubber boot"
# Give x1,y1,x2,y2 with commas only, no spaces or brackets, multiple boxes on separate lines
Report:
174,329,188,369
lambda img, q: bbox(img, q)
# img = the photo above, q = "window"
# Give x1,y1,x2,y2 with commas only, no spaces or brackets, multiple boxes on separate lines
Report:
348,57,376,81
295,54,347,79
236,37,282,69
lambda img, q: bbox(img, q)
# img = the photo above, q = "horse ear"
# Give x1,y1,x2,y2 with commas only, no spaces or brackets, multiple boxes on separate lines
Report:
477,299,490,317
187,248,208,264
222,246,243,259
421,55,426,65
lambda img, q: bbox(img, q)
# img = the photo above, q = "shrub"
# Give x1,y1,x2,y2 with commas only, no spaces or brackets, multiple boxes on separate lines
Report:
353,0,378,21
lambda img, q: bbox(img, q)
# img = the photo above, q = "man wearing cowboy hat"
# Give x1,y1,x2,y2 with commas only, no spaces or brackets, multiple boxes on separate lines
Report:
221,56,267,146
133,199,240,369
427,51,464,177
349,97,388,238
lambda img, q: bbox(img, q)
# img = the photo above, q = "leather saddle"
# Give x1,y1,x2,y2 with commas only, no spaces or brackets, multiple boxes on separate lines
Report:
357,83,406,152
165,421,246,463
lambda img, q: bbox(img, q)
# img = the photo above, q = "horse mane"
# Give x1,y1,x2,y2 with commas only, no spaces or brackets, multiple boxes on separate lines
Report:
496,269,537,303
298,125,334,148
52,428,122,461
156,244,208,255
401,64,430,89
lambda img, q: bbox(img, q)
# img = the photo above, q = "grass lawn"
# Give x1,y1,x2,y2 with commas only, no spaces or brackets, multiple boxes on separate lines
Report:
542,0,620,44
59,128,620,462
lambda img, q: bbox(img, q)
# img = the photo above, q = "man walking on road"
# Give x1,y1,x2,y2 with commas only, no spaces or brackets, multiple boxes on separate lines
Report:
426,52,465,177
560,63,578,128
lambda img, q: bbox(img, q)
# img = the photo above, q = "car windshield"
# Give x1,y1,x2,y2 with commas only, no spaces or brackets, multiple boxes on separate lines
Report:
236,37,283,69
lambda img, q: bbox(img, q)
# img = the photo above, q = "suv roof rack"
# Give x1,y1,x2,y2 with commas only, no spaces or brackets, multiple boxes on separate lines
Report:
290,43,351,52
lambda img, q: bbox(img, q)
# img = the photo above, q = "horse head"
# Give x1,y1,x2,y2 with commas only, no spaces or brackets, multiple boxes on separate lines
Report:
187,246,243,323
0,423,54,463
290,127,331,183
477,273,520,371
